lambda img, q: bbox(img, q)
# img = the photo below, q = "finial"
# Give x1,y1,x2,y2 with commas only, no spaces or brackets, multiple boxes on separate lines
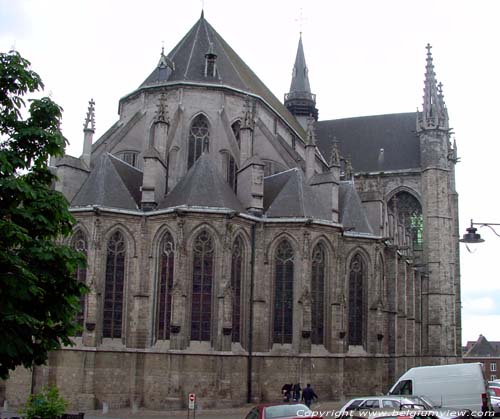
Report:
161,40,165,56
295,7,307,36
306,115,316,146
83,98,95,132
242,95,254,129
155,93,170,124
329,135,340,167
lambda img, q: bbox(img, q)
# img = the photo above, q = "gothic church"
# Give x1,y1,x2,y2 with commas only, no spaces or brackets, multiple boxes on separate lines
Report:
2,11,461,409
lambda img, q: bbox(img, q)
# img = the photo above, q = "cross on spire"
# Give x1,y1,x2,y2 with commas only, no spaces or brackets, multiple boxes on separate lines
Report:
295,7,308,36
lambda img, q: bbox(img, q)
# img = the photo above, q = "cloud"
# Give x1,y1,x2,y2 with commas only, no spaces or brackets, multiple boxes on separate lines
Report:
462,314,500,344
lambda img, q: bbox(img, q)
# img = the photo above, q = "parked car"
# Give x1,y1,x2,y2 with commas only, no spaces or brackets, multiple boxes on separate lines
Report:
244,402,323,419
349,408,441,419
338,395,432,412
490,386,500,397
487,389,500,414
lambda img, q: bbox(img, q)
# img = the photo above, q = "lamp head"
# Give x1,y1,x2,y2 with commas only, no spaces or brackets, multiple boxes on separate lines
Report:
459,225,484,244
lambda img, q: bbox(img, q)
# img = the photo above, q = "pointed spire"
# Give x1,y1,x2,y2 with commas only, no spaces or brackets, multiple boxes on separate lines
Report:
83,98,95,132
417,44,448,131
201,9,204,20
284,34,318,129
157,46,175,71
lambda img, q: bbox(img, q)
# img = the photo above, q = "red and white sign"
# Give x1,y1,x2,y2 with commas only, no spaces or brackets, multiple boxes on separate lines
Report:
188,393,196,409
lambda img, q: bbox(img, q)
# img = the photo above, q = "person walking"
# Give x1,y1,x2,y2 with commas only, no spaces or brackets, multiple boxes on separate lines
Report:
301,383,318,408
292,383,301,402
281,383,292,402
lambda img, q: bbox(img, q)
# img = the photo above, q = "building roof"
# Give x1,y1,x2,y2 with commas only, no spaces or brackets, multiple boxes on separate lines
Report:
138,12,306,139
263,168,331,219
158,153,244,212
339,181,375,235
315,113,420,173
71,153,143,210
288,35,312,97
464,335,500,357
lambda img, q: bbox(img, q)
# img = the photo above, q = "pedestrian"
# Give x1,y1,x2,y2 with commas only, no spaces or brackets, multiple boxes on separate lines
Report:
292,383,301,401
281,383,292,402
301,383,318,408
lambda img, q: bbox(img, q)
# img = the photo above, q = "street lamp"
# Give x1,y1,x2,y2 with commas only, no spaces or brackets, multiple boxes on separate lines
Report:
459,219,500,244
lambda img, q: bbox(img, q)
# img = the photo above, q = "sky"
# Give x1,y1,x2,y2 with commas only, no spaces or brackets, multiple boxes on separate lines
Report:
1,0,499,346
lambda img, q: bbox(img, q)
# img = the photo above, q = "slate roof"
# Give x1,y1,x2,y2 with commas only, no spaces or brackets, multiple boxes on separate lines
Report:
138,13,306,138
71,153,143,210
339,181,374,235
158,153,244,212
55,155,89,171
288,35,312,97
263,168,331,219
315,113,420,173
464,335,500,357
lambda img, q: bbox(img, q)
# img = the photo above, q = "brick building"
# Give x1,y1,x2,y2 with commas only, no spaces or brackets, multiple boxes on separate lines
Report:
1,11,461,410
464,335,500,381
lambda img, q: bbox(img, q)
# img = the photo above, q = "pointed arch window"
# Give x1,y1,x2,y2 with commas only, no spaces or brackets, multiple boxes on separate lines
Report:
157,232,175,340
103,231,126,339
348,254,364,346
311,243,326,345
191,230,214,342
273,240,294,344
231,236,244,342
188,115,210,169
388,192,423,250
71,230,87,336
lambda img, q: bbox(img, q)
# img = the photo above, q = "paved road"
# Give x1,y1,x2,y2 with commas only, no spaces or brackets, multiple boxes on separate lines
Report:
3,401,342,419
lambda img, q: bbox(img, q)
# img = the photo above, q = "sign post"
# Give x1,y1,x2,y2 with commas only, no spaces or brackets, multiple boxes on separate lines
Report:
187,393,196,419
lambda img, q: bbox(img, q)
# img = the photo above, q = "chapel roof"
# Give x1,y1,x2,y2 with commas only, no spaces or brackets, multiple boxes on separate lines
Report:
339,181,374,235
263,168,332,220
138,12,306,138
71,153,143,210
157,152,245,212
315,112,420,173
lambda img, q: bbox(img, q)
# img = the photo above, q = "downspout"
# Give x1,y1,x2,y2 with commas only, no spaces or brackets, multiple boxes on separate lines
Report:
247,222,256,403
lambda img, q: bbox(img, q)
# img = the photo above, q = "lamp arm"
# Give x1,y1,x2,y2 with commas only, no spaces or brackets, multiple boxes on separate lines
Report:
479,224,500,238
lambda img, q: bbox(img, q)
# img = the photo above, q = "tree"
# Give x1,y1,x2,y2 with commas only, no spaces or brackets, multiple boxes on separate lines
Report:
0,50,87,379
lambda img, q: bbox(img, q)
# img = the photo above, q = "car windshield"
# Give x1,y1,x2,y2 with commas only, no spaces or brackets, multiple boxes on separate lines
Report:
264,404,311,418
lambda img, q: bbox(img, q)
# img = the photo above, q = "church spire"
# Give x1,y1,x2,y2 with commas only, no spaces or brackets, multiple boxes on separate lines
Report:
284,34,318,131
417,44,448,131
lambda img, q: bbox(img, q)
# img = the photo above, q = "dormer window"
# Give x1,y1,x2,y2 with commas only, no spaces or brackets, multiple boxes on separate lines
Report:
117,151,138,168
204,42,217,78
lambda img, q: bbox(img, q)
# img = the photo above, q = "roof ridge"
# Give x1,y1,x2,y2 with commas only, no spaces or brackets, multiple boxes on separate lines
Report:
184,18,202,79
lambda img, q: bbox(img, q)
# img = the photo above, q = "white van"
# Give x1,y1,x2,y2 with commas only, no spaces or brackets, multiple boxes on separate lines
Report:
388,362,491,414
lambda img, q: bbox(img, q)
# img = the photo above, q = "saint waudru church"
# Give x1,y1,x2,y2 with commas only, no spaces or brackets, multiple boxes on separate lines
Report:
1,11,462,409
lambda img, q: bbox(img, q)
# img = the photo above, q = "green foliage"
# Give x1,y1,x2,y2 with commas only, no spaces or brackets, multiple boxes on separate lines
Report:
0,50,88,379
20,386,69,419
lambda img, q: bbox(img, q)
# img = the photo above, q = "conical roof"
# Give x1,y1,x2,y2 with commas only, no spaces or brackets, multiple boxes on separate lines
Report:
289,35,312,96
71,153,143,210
339,181,374,235
158,153,244,212
137,13,305,137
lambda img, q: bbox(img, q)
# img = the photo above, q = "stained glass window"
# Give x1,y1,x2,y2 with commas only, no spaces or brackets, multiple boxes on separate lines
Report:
188,115,209,169
191,230,214,342
71,230,87,336
227,154,238,193
157,232,175,340
231,236,243,342
311,243,325,345
273,240,294,344
348,254,364,346
388,192,423,250
103,231,126,339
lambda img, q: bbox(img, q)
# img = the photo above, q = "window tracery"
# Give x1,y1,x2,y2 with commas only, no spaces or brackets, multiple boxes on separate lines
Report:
231,236,243,342
157,232,175,340
388,192,423,250
103,231,126,339
311,243,325,345
188,115,210,169
348,253,364,346
71,230,87,336
273,240,294,344
191,230,214,342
